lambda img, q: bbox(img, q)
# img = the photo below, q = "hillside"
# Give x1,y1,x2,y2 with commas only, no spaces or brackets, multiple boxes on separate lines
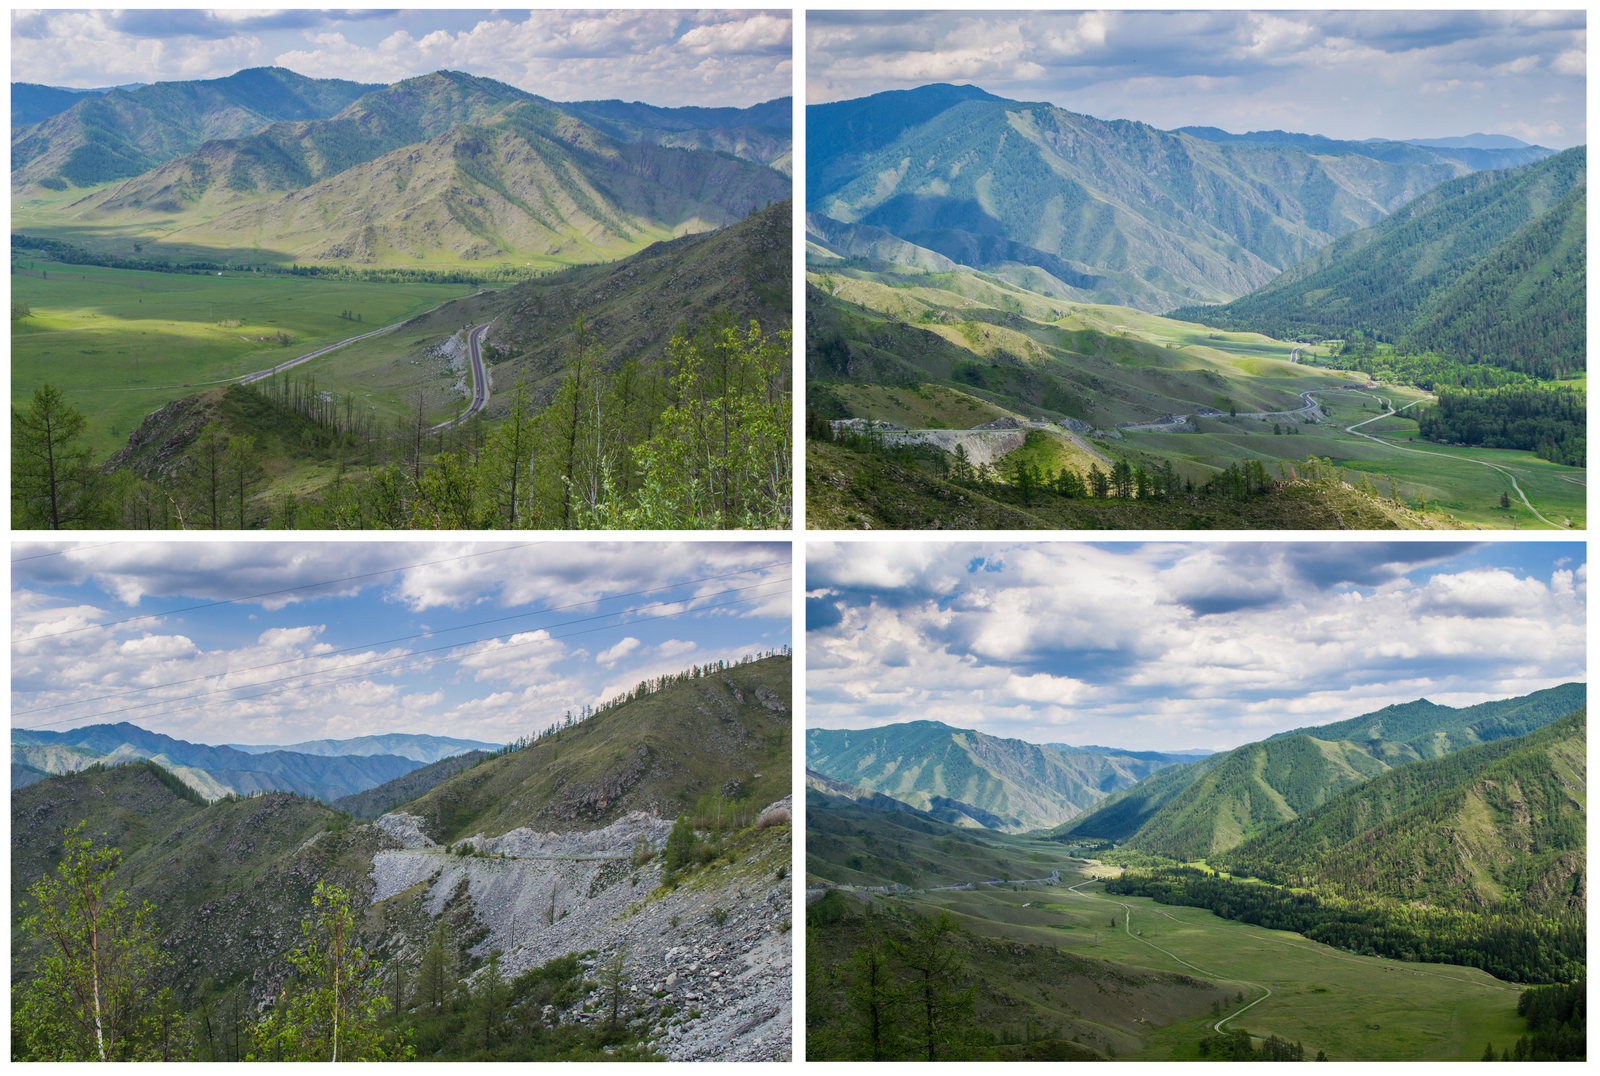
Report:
12,721,423,800
1219,710,1586,913
13,683,794,1058
330,750,490,820
809,83,1470,312
468,197,792,415
395,654,791,842
1056,684,1585,859
805,721,1196,833
1176,147,1585,378
12,67,380,190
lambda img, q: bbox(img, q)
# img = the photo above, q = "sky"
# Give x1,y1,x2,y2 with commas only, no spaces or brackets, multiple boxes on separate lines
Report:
808,10,1587,148
12,540,792,748
11,9,792,109
807,541,1586,752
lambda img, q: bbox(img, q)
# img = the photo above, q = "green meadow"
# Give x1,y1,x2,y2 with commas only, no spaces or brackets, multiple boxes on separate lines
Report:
12,260,481,458
886,872,1523,1061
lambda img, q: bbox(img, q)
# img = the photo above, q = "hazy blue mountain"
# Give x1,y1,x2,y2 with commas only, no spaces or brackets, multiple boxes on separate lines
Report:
225,732,501,764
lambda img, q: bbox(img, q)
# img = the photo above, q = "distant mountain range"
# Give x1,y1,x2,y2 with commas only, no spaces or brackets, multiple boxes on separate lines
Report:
10,722,495,801
805,719,1204,832
807,83,1479,313
1174,125,1554,171
1173,146,1585,378
11,81,147,126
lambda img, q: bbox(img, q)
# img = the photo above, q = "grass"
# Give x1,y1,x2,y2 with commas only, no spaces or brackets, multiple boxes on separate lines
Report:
11,260,484,458
807,263,1585,530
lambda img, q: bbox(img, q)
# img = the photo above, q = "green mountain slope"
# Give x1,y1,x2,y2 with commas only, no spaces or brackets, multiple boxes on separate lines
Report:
397,654,791,841
113,103,786,267
12,67,380,190
805,720,1195,833
810,85,1469,312
71,70,541,220
1217,710,1585,913
1176,147,1585,377
1065,684,1584,860
467,197,791,413
1268,682,1587,758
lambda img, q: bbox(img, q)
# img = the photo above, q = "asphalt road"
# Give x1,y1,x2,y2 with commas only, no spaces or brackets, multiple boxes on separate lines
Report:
237,322,398,384
430,322,490,432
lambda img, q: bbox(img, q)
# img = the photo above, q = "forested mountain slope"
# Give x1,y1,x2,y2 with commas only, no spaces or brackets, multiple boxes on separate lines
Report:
805,720,1196,832
1218,710,1585,913
12,67,380,189
1055,684,1584,858
1174,146,1585,377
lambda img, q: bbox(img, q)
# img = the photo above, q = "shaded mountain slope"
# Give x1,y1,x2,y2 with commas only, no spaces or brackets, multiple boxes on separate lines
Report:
805,720,1195,833
1219,709,1586,914
12,67,380,189
330,750,490,820
395,654,791,842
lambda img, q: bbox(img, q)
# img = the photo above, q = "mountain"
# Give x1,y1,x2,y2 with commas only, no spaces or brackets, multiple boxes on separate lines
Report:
396,654,792,841
68,86,788,268
1052,683,1586,858
808,84,1470,312
1175,125,1554,172
12,82,139,126
804,720,1197,833
1218,709,1585,913
330,750,491,820
468,197,791,412
12,655,795,1060
225,732,500,764
12,721,422,800
547,96,792,175
1267,682,1587,757
12,67,381,189
1175,147,1585,378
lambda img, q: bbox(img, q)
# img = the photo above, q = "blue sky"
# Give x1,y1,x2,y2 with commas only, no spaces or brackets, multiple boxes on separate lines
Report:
12,9,792,109
13,540,792,747
807,541,1586,751
808,10,1586,148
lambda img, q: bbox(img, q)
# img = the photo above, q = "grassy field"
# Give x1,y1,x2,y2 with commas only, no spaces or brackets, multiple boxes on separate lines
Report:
881,870,1523,1061
808,264,1585,530
12,260,484,458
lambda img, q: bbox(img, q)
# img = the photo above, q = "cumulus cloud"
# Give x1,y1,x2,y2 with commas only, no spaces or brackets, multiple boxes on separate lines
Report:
807,542,1585,751
14,9,792,109
809,10,1585,148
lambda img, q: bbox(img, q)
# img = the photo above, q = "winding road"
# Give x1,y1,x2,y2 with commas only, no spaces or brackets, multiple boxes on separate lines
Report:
430,322,491,432
1342,390,1572,529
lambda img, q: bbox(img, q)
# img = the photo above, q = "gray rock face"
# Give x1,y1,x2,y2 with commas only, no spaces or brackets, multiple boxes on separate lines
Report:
368,798,793,1061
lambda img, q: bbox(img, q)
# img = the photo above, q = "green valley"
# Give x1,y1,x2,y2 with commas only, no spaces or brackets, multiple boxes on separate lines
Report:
805,689,1585,1060
804,83,1585,531
11,61,793,530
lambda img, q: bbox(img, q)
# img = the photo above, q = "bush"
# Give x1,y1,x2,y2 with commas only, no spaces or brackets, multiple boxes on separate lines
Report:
756,806,791,829
662,815,697,874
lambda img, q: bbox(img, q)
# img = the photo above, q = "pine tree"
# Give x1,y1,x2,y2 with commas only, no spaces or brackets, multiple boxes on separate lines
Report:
12,384,105,528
